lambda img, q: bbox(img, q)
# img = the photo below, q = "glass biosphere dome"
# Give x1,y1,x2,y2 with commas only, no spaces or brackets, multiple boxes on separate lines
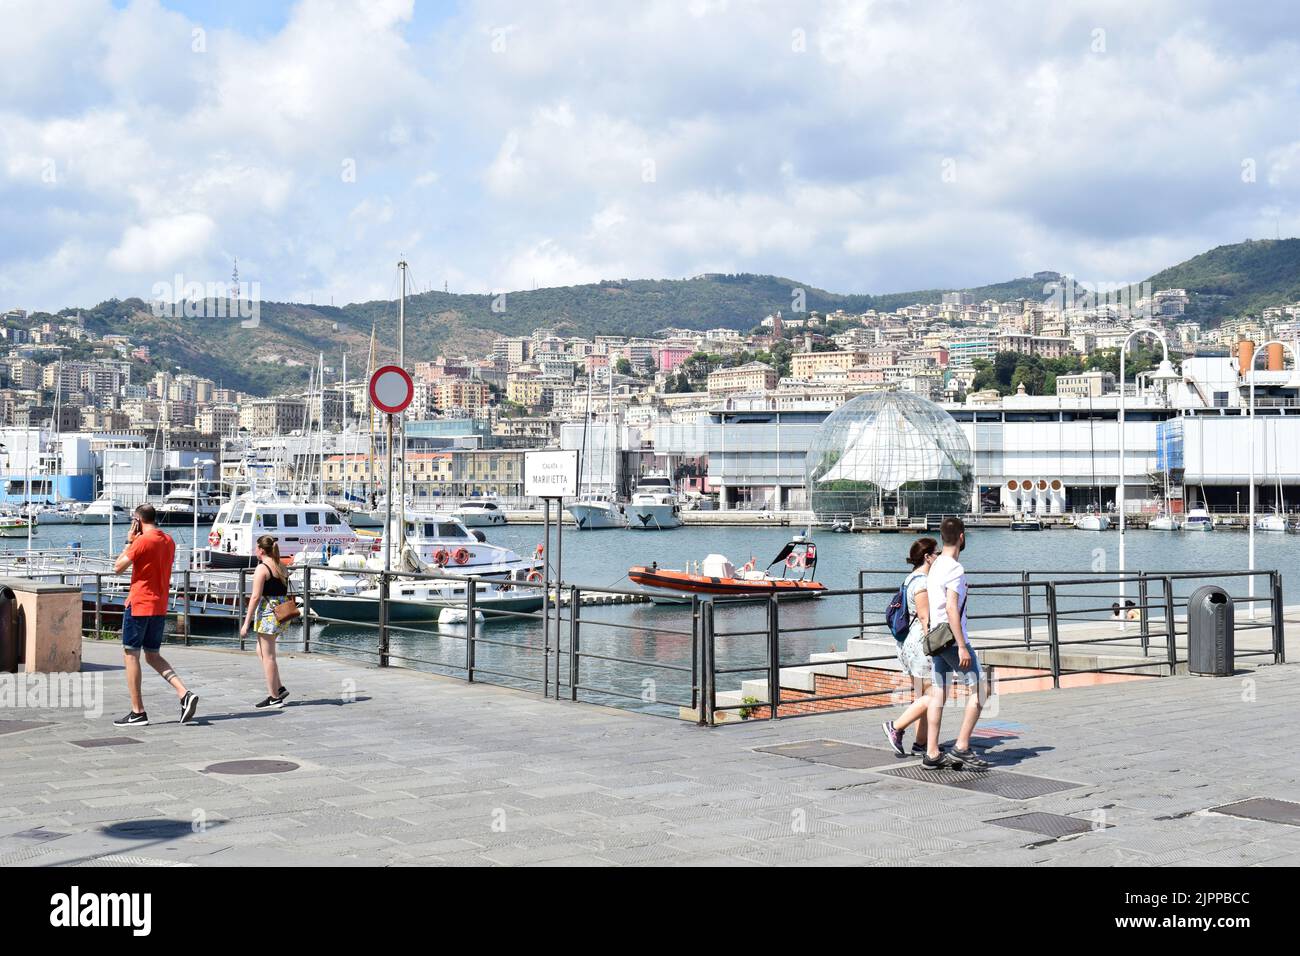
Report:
805,390,973,518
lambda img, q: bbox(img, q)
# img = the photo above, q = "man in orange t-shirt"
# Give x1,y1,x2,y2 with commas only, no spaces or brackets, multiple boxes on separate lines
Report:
111,504,199,727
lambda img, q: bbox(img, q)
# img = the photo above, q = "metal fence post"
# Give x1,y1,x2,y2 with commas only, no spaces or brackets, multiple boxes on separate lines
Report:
1138,571,1149,657
378,572,390,667
237,567,247,651
465,576,477,683
857,570,866,637
182,569,192,646
1163,576,1178,674
568,586,580,702
1021,571,1032,650
702,600,716,727
766,594,781,720
690,595,700,715
1045,582,1061,689
1271,570,1286,665
302,565,312,654
94,573,103,641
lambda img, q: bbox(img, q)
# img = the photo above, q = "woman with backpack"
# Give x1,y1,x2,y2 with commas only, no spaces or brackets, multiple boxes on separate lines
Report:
239,535,295,709
882,536,938,757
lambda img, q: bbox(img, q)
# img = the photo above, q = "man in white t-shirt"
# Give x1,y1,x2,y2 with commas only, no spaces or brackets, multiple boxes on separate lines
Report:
923,517,989,771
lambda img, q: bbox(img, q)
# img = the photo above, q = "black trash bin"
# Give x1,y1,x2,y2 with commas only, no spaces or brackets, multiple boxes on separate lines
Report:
0,586,16,673
1187,585,1234,676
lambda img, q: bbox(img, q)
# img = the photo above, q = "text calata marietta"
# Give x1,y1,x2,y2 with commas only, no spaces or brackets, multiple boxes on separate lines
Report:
49,887,151,937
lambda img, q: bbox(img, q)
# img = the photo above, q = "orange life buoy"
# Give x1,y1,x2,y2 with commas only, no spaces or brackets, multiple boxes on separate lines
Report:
433,548,450,566
208,529,221,547
526,570,543,583
786,552,803,569
452,547,470,566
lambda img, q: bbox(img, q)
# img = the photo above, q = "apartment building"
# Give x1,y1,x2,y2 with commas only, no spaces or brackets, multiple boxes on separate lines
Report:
707,361,778,396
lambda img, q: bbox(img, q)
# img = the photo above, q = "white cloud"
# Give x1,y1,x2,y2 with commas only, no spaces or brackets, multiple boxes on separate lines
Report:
2,0,1300,312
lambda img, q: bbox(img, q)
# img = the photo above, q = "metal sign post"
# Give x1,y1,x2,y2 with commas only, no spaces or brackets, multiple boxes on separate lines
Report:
526,451,578,699
369,365,414,572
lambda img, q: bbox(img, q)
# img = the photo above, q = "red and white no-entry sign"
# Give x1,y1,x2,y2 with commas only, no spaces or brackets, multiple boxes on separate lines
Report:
368,364,414,415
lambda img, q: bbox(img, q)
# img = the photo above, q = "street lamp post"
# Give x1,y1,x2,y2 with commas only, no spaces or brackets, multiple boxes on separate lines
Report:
1245,340,1300,619
1118,328,1180,606
106,461,128,556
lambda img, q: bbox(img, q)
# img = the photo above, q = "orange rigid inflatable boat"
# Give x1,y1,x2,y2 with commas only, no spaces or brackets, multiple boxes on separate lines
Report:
628,536,824,603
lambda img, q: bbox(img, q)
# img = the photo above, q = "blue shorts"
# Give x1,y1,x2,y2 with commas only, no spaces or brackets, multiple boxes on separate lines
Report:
932,642,981,688
122,607,167,652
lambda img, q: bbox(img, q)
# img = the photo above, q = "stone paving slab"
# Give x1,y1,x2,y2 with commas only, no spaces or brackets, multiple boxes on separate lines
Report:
1,640,1298,866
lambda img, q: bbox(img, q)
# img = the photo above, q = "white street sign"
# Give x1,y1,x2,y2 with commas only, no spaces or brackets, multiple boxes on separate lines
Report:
525,449,579,498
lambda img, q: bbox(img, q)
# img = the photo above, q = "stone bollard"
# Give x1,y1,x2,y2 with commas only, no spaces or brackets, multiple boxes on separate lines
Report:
0,578,82,673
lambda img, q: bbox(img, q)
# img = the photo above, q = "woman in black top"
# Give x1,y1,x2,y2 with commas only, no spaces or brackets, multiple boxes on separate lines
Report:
240,535,291,708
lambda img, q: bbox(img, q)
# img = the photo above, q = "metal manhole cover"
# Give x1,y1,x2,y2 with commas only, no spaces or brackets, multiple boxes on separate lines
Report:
757,739,900,768
987,812,1105,838
1209,798,1300,827
0,719,53,735
203,759,299,776
9,828,70,843
877,764,1082,800
756,739,856,759
70,737,142,748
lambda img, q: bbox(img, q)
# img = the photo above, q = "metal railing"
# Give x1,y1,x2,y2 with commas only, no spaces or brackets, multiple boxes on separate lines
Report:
62,560,1287,726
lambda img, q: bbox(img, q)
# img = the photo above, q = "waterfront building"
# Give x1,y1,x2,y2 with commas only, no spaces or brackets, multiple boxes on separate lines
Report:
805,391,973,518
706,361,777,396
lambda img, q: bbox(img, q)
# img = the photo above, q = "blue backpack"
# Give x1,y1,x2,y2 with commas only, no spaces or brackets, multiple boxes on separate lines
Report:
885,573,917,641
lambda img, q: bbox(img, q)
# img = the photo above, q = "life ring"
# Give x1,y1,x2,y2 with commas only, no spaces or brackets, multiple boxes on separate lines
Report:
786,552,804,569
526,570,543,583
452,547,470,566
208,529,221,548
433,548,450,566
741,559,755,573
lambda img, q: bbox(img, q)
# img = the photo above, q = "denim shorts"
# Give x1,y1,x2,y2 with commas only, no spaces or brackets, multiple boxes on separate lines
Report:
931,642,981,688
122,607,167,652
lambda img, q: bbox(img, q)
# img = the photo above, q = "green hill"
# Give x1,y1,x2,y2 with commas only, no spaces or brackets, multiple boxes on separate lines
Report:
33,239,1300,395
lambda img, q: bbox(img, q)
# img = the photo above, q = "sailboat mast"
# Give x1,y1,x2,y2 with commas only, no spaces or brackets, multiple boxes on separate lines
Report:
397,259,407,551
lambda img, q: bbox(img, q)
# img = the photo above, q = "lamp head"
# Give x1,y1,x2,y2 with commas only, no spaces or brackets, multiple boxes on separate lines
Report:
1151,359,1180,383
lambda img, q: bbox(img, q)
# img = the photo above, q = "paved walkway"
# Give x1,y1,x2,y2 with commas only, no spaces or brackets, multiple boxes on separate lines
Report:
2,640,1299,866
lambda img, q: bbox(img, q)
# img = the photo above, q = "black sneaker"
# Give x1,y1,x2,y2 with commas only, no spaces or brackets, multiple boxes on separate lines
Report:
911,742,927,756
950,747,991,771
254,695,281,709
922,750,962,770
882,720,906,756
273,686,289,706
113,711,148,727
179,692,199,724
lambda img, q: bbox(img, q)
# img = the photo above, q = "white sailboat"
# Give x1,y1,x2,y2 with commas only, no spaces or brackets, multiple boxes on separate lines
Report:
568,373,627,530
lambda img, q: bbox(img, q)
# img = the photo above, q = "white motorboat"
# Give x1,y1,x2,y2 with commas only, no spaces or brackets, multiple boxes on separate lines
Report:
1010,513,1043,531
450,500,508,527
1073,513,1110,531
1148,513,1180,531
567,495,626,530
1183,507,1214,531
0,515,35,538
79,496,131,525
628,473,682,530
204,493,362,568
157,481,223,526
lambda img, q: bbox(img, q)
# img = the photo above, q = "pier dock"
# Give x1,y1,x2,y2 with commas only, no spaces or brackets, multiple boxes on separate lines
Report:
4,637,1299,867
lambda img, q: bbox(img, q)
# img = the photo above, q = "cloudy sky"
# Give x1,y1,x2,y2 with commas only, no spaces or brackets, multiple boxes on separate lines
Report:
2,0,1299,312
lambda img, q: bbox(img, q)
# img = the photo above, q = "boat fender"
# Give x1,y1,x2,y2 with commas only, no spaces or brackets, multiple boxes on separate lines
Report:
452,547,471,565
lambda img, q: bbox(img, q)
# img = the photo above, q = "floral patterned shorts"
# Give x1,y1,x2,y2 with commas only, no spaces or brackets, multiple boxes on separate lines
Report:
254,597,287,636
